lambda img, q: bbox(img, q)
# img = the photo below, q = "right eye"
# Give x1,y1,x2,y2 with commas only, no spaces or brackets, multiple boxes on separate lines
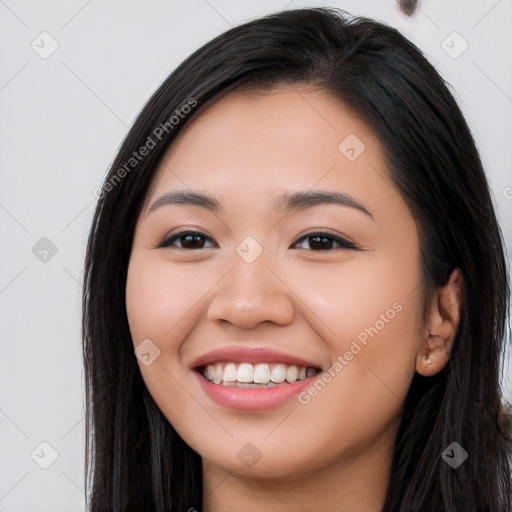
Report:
156,230,216,250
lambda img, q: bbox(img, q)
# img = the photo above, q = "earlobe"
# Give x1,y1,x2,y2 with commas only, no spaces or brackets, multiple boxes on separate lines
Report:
415,268,463,377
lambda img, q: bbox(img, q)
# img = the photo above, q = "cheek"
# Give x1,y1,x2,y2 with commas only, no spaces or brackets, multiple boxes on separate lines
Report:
125,256,210,433
293,293,421,463
293,248,422,347
295,250,423,414
125,255,202,345
126,261,165,343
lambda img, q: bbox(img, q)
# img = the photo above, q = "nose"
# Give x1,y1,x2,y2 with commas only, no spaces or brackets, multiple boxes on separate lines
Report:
206,250,297,329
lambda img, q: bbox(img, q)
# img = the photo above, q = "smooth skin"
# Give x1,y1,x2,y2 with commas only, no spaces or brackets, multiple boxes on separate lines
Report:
125,86,462,511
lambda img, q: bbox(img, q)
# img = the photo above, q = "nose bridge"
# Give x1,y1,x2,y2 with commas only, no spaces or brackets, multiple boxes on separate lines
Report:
206,243,296,328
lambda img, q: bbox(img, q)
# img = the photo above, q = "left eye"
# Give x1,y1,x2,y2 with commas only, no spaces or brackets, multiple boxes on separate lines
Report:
157,231,215,250
157,230,359,251
292,231,359,251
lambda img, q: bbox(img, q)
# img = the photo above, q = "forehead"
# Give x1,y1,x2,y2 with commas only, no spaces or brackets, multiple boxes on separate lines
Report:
148,86,390,209
168,86,378,159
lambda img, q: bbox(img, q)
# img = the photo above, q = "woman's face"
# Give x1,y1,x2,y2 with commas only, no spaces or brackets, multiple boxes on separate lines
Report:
126,86,426,480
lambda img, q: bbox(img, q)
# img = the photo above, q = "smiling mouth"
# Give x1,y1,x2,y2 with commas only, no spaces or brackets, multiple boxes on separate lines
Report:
197,361,321,388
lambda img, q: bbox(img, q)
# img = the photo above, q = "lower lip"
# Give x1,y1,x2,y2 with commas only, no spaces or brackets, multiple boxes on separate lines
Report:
194,371,317,411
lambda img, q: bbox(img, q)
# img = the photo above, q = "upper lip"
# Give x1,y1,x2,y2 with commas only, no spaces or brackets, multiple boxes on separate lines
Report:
190,346,323,370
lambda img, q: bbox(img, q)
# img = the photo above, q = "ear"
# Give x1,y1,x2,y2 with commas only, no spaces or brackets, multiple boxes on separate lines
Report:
415,268,463,377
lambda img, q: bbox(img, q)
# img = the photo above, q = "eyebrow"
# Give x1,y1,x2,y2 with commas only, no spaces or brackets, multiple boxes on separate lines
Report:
147,189,374,219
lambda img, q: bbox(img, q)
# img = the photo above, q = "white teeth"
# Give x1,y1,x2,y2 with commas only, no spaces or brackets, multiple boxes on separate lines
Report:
237,363,253,383
202,362,318,386
213,363,223,384
285,364,298,383
205,365,215,381
253,363,271,384
271,364,286,383
223,362,237,382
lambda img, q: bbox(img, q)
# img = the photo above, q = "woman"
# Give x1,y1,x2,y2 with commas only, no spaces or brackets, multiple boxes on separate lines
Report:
82,7,512,511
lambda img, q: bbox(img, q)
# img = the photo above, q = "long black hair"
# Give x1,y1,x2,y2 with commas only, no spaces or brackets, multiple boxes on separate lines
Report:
82,7,512,511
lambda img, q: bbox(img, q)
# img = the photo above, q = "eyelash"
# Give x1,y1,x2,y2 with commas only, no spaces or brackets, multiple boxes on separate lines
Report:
156,230,360,251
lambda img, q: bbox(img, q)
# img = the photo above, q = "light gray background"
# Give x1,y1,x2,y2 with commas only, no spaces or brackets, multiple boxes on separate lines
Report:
1,1,511,510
